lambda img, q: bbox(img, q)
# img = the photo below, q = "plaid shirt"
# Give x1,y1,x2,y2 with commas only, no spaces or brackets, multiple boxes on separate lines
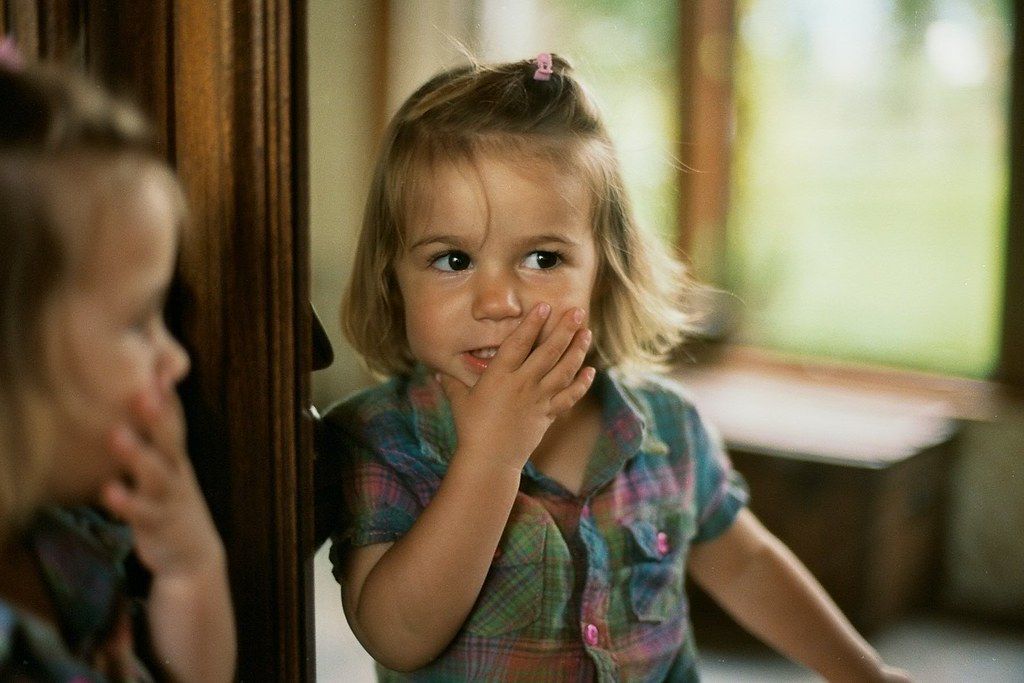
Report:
0,507,153,682
326,365,748,682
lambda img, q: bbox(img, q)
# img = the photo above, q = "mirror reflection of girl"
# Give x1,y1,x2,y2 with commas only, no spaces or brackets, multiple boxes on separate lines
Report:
0,53,235,680
325,54,909,682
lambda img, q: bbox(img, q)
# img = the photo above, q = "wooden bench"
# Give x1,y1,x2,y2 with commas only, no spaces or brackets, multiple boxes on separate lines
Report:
674,361,959,642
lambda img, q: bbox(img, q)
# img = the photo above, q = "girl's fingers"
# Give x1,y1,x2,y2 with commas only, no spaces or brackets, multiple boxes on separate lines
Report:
491,302,551,371
539,327,591,393
435,371,469,404
109,425,170,499
99,479,160,527
521,307,585,379
548,366,596,416
131,388,188,468
100,479,132,519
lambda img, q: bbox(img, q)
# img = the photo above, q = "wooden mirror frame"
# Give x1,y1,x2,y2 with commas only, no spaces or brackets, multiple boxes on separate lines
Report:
0,2,314,679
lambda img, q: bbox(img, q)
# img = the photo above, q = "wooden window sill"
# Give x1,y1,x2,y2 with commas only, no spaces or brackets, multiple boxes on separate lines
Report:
669,344,1013,468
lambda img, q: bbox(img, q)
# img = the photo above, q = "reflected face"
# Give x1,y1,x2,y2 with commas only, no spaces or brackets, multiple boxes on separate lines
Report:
43,166,190,503
394,154,599,387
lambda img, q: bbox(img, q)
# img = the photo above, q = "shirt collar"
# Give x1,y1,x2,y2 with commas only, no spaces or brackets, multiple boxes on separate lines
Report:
407,364,457,465
29,506,132,655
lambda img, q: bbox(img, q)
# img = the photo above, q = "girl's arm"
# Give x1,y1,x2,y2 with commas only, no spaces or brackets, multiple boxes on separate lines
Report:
341,304,593,672
687,508,910,683
102,389,236,683
341,456,521,671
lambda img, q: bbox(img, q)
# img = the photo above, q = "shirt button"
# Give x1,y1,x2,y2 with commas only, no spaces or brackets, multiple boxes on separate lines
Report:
584,623,599,646
656,531,670,556
581,503,590,518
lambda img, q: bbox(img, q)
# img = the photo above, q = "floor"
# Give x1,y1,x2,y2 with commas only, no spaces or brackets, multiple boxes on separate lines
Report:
312,547,1024,682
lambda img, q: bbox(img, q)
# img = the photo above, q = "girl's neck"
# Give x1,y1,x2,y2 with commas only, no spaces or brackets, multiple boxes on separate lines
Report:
529,388,603,497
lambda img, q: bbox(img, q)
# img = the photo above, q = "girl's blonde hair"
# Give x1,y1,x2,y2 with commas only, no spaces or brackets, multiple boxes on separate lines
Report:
0,61,180,535
342,54,696,379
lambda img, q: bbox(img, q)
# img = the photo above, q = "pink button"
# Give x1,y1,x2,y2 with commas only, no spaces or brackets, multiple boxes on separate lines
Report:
581,503,590,518
656,531,670,556
584,623,599,646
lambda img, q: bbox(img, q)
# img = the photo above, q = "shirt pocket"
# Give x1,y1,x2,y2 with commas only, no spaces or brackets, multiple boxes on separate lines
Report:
464,511,547,637
625,510,691,623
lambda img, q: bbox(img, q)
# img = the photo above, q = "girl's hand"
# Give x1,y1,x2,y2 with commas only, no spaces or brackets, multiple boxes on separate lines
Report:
100,386,224,580
100,385,236,682
436,303,594,472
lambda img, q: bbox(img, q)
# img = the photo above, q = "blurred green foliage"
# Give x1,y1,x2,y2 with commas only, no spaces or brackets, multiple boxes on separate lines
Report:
727,0,1011,377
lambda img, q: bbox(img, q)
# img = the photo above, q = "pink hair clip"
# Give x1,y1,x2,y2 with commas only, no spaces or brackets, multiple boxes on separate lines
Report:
0,36,25,71
533,52,553,81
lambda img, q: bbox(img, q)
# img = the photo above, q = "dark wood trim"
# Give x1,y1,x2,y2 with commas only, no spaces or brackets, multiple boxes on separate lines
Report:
999,0,1024,387
290,0,315,672
83,0,172,153
38,0,83,63
2,1,39,57
676,1,735,285
168,2,311,678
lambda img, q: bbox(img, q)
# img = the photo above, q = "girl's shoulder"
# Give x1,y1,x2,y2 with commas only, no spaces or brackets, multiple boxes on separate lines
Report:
0,506,146,681
608,368,704,422
320,374,422,448
323,375,408,420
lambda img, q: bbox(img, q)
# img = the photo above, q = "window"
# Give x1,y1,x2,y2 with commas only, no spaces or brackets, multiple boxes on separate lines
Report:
727,0,1012,378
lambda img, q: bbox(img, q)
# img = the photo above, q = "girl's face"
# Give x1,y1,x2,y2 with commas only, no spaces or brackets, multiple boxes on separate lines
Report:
395,153,599,387
43,166,190,504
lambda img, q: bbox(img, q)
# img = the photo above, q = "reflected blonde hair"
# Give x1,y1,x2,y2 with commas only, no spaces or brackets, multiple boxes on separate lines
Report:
342,55,695,379
0,62,175,537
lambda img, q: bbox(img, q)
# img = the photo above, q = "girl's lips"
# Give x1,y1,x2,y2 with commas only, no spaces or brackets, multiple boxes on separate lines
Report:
461,351,490,374
461,347,498,373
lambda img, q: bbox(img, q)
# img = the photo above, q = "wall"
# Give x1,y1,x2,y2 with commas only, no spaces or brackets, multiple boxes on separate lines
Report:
308,0,378,407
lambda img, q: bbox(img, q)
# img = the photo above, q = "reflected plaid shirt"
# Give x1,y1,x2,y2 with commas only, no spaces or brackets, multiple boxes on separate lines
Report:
0,507,153,681
326,365,748,682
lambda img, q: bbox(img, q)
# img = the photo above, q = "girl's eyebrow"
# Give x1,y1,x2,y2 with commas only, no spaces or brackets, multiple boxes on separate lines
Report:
407,234,468,251
513,234,581,249
408,233,581,251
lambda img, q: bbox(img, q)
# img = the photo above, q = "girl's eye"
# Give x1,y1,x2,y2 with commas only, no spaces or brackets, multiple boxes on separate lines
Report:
431,251,472,272
523,251,561,270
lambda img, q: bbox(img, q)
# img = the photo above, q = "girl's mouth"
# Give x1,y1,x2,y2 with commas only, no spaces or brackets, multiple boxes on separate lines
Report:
461,347,498,373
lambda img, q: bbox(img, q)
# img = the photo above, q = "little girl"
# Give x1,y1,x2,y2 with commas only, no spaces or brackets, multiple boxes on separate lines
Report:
325,54,909,681
0,55,235,679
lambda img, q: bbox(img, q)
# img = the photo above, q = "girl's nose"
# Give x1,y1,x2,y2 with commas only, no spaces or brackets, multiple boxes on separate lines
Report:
159,326,191,389
472,271,523,322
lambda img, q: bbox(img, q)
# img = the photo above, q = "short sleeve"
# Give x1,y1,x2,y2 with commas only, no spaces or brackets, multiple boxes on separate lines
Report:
685,405,749,543
320,395,429,583
336,439,421,549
